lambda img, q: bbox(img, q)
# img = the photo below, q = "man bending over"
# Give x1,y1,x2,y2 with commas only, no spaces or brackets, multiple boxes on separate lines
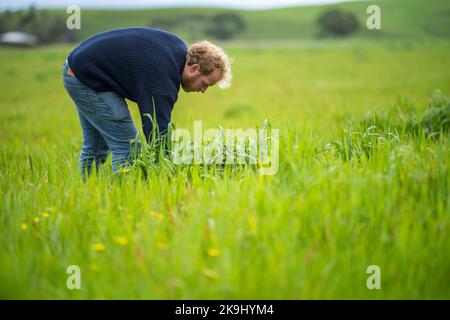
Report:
63,27,232,178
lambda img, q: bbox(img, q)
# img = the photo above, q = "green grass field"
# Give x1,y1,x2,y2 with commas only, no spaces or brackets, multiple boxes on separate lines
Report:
0,37,448,299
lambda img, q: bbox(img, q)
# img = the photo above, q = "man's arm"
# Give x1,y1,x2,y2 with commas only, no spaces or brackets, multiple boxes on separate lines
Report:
136,93,175,143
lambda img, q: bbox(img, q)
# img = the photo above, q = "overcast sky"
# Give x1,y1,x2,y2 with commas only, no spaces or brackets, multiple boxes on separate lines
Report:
0,0,354,10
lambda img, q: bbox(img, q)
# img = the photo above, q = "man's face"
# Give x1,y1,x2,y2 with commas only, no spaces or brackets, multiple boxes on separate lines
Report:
181,64,222,93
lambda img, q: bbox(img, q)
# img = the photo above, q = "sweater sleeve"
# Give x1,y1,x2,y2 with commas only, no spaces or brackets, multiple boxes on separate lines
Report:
136,92,176,143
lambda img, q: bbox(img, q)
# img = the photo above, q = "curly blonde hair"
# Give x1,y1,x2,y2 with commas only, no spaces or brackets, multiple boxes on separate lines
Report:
186,40,232,89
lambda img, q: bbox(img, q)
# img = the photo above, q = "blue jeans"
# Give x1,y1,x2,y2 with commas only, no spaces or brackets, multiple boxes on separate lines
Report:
62,60,141,178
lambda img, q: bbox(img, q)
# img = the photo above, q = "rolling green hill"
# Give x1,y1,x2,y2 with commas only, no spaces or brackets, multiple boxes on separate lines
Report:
48,0,450,43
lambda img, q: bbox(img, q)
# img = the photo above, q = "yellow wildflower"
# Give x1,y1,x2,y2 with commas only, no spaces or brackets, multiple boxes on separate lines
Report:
207,248,220,257
247,215,257,232
151,211,164,220
114,236,128,246
157,241,167,250
41,212,49,218
92,243,105,251
20,223,27,231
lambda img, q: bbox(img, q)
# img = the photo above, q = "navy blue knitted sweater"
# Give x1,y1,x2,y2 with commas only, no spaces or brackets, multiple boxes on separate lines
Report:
67,27,188,142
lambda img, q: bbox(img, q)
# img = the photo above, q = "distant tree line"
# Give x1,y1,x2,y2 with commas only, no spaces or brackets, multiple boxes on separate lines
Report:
149,12,246,41
0,5,360,44
0,6,76,43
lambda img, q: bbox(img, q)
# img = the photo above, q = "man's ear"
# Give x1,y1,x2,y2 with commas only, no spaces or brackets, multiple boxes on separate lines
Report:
189,64,201,73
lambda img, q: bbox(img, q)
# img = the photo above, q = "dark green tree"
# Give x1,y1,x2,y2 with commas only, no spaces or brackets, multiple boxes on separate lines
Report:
205,13,245,40
317,9,360,37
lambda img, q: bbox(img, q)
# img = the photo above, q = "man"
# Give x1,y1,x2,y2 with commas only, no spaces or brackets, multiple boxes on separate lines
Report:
63,27,232,178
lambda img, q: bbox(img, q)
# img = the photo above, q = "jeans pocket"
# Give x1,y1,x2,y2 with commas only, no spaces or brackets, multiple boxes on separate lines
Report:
64,78,95,114
96,91,131,121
